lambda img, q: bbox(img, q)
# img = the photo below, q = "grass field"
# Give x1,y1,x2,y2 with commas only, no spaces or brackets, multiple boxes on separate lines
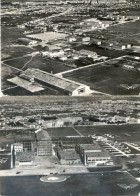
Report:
3,54,71,73
47,124,140,142
64,59,140,95
75,124,140,142
47,127,79,138
1,26,33,60
0,172,139,196
1,63,19,90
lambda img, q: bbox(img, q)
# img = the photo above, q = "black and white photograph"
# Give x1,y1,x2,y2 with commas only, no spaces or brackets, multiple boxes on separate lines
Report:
0,0,140,196
1,0,140,96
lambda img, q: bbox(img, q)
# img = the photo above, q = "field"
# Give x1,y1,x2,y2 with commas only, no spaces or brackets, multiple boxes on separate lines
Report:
0,172,139,196
75,124,140,142
47,127,79,138
3,55,71,74
63,59,140,95
47,124,140,142
1,26,33,60
27,32,68,42
107,20,140,45
1,63,20,90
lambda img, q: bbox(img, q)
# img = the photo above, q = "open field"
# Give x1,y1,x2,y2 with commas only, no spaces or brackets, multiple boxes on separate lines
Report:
1,63,19,90
47,124,140,142
47,127,79,138
0,172,139,196
1,26,33,60
75,124,140,142
27,32,68,42
63,58,140,95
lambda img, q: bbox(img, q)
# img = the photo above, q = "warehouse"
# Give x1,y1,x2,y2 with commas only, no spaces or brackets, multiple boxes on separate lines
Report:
76,143,111,166
17,68,91,96
57,148,82,165
35,128,52,156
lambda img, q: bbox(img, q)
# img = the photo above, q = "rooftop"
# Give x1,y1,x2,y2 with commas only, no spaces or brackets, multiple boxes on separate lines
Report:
20,68,86,93
35,129,51,141
7,76,44,93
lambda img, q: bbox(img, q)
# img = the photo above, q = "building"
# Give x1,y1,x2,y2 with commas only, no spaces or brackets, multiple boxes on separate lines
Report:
8,68,91,96
14,143,23,154
35,128,52,156
76,143,111,166
15,151,34,167
41,44,64,58
57,148,82,165
82,37,90,44
78,50,98,58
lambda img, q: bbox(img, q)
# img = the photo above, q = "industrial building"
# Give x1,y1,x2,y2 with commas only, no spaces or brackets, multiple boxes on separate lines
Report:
76,143,111,166
8,68,91,96
15,151,34,167
35,128,52,156
57,148,82,165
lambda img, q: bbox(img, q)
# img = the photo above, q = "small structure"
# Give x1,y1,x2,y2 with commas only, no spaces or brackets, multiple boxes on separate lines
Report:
41,44,64,58
78,50,98,58
82,37,90,44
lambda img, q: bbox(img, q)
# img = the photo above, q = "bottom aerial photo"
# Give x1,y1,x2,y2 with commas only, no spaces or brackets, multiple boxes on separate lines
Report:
0,96,140,196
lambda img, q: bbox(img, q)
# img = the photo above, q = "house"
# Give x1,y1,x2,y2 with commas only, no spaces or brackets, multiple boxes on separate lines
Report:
68,37,77,42
82,37,90,44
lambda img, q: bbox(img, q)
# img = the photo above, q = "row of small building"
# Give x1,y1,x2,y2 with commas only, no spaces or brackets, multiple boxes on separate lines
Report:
13,129,112,167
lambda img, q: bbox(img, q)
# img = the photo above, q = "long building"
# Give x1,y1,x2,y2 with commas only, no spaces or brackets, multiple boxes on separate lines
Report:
35,128,52,156
8,68,91,96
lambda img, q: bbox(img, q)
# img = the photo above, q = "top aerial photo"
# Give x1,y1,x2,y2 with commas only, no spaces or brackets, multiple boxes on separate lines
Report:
1,0,140,96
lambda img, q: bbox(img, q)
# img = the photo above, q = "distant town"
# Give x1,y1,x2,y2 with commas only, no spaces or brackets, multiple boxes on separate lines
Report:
1,0,140,96
0,97,140,195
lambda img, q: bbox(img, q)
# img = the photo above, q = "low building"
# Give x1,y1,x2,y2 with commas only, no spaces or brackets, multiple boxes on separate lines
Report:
82,37,90,44
41,44,64,58
17,68,91,96
76,143,111,166
15,151,34,167
35,128,52,156
78,50,98,58
14,143,23,154
57,148,82,165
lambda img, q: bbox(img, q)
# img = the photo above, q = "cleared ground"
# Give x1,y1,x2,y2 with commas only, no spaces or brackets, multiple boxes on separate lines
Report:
0,172,139,196
47,124,140,142
63,59,140,95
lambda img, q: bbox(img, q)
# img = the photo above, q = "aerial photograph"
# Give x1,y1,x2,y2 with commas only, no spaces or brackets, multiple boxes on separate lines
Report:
0,0,140,195
1,0,140,96
0,96,140,196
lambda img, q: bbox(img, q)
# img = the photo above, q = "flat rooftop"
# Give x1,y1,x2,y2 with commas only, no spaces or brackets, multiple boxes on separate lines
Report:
20,68,87,93
7,76,44,93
